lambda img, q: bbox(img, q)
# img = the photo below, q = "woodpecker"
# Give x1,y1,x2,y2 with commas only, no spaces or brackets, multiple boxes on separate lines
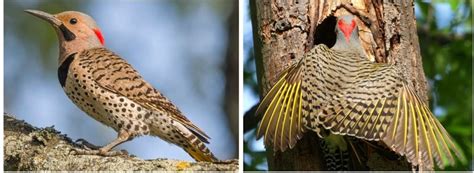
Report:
25,9,217,162
256,14,465,170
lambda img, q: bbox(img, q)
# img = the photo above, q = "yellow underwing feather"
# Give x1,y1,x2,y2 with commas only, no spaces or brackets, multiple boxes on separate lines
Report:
413,87,453,167
281,83,296,151
267,83,288,146
434,113,466,163
392,90,402,140
288,82,299,148
255,73,288,120
429,111,446,167
420,100,443,166
297,81,303,138
429,108,455,165
274,83,291,150
403,89,408,149
393,85,464,169
414,94,433,168
256,73,287,139
255,63,305,152
287,82,300,147
409,91,419,161
289,81,302,148
319,81,464,169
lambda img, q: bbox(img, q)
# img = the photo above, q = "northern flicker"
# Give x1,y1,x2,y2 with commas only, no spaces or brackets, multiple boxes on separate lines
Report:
25,9,217,162
256,14,465,170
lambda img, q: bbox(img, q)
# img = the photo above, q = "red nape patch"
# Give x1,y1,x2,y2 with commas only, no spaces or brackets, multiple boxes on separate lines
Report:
337,19,356,42
93,29,105,45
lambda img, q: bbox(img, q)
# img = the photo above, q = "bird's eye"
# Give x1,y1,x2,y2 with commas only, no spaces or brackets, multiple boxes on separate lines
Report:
69,18,78,25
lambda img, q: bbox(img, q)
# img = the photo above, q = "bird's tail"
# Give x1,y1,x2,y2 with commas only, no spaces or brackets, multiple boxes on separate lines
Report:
182,133,218,162
320,133,350,170
150,115,218,162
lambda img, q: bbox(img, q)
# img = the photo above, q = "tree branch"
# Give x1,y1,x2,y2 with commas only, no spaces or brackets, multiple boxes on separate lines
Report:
4,113,238,171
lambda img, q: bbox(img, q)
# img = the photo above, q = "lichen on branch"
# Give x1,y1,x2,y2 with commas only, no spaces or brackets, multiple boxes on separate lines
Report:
3,113,238,171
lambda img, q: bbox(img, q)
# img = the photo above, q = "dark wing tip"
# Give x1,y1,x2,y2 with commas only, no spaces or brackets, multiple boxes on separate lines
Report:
188,127,210,144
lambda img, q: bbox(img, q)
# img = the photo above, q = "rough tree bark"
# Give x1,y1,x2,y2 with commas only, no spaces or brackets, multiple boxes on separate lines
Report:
3,113,238,171
251,0,427,170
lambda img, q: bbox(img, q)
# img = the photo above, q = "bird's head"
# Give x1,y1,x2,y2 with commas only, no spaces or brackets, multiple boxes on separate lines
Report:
335,15,358,43
25,10,105,62
331,14,365,55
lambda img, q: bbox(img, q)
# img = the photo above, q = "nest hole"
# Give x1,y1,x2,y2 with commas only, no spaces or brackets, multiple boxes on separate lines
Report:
313,16,337,48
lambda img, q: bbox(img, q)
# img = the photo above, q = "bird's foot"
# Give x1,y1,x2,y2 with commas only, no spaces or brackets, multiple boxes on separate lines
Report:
72,147,129,157
73,138,129,157
75,138,101,150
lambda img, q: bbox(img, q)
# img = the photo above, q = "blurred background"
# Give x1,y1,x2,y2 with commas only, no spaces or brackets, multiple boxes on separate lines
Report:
243,0,472,170
5,0,238,161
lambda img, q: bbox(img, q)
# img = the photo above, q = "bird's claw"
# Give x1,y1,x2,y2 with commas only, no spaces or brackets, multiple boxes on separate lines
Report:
72,148,129,157
75,138,101,150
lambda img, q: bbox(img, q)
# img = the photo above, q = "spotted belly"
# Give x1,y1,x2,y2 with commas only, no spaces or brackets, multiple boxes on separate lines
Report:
62,70,184,145
63,74,147,134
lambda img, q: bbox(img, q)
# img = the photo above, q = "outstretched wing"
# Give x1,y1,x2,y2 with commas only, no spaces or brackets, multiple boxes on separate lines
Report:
384,84,465,169
79,47,210,143
255,44,340,152
318,64,465,169
255,61,305,152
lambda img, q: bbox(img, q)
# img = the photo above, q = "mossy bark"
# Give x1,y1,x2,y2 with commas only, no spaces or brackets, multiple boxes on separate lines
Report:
4,113,238,171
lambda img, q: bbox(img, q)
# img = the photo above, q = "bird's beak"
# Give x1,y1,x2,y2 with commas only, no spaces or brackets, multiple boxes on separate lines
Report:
25,9,62,27
25,9,76,41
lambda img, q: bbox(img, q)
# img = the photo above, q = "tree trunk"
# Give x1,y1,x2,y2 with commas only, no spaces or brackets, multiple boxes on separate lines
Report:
251,0,427,170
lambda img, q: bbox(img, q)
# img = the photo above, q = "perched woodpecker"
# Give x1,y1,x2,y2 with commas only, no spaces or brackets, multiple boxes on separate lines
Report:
25,10,217,162
256,14,465,170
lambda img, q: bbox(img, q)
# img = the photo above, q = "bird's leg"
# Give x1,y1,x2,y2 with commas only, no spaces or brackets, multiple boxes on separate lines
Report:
98,131,132,155
74,131,132,157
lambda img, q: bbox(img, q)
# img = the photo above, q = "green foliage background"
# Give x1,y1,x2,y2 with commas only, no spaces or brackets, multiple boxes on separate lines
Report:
244,0,472,170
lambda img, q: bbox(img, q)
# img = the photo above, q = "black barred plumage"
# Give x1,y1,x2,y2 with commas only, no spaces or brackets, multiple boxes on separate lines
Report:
67,47,217,162
256,15,465,170
320,134,350,170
